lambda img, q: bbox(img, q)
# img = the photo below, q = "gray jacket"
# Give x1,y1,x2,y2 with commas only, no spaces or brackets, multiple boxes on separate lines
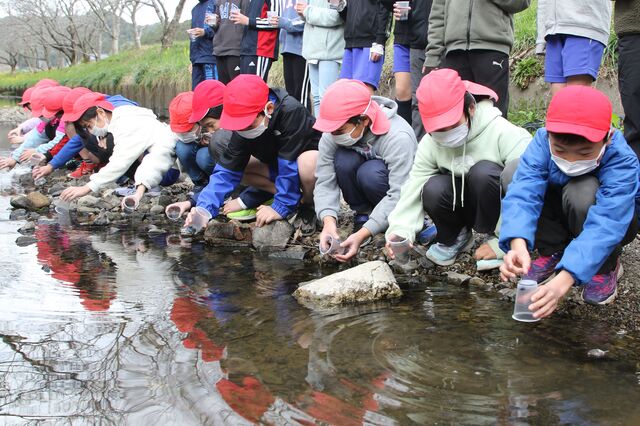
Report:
536,0,611,53
301,0,345,61
425,0,530,68
314,97,418,236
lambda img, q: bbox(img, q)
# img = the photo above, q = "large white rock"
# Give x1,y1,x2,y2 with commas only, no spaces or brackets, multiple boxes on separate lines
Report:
294,261,402,306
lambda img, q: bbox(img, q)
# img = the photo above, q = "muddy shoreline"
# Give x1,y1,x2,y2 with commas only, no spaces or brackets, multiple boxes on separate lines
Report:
3,106,639,333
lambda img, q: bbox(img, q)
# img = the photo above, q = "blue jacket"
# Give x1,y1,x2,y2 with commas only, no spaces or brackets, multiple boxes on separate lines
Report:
49,95,138,170
278,0,304,56
197,88,320,219
191,0,216,64
499,128,640,284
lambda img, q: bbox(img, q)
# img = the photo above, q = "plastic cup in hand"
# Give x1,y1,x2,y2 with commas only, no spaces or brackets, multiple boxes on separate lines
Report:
205,12,218,27
166,205,182,221
387,234,411,264
328,0,339,9
395,1,410,20
122,196,139,214
319,235,344,256
187,30,197,42
29,152,46,167
512,280,540,322
190,206,212,232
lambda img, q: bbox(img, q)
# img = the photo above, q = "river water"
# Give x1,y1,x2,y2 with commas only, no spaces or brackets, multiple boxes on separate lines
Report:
1,124,640,424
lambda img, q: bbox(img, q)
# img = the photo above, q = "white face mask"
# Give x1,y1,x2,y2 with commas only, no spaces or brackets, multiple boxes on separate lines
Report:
431,121,469,148
90,115,109,138
550,142,606,177
177,126,201,143
237,106,271,139
332,123,363,147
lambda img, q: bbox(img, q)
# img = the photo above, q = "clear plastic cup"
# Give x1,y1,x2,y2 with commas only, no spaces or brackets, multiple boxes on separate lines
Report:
319,235,345,256
29,152,46,167
205,12,218,27
122,196,139,214
190,206,212,232
166,205,182,221
386,234,411,264
512,280,540,322
187,30,197,42
395,1,410,20
328,0,339,9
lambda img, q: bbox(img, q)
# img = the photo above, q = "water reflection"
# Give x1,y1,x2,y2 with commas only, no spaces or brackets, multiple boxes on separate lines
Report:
0,212,640,423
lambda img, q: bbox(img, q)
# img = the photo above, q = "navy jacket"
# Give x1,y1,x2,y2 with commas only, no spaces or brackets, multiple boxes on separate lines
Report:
499,128,640,284
197,88,320,219
191,0,217,64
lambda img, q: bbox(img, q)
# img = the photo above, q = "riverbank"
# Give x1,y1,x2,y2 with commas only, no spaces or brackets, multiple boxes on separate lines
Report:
3,143,639,334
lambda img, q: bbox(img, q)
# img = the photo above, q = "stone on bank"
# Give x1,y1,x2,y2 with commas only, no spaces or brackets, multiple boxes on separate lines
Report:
294,261,402,306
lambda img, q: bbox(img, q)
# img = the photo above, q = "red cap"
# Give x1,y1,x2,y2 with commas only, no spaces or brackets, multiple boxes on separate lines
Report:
19,87,35,106
29,87,56,118
546,85,612,142
66,92,114,123
34,78,59,88
314,79,390,135
417,69,498,133
190,80,225,123
169,91,195,132
41,86,72,119
61,87,92,122
220,75,269,131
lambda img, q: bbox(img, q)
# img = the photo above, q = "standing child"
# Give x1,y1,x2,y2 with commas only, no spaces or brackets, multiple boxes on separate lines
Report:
230,0,280,81
536,0,611,96
337,0,391,92
279,0,308,104
386,69,531,269
500,86,639,317
313,79,417,261
189,0,218,89
213,0,250,83
296,0,344,115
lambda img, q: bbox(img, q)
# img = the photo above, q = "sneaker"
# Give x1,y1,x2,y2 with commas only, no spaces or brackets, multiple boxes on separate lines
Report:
114,186,137,197
417,217,437,245
146,186,162,197
524,251,563,283
293,204,317,236
426,228,474,266
227,199,273,222
581,261,622,305
68,161,100,179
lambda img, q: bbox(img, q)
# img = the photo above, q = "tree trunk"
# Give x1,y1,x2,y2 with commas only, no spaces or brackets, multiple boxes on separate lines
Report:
160,0,188,50
111,14,120,55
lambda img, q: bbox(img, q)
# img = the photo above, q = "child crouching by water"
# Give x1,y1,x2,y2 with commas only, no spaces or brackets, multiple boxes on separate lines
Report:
500,86,639,318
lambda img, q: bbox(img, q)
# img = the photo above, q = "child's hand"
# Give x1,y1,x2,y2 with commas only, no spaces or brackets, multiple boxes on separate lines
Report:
500,238,530,281
528,270,574,319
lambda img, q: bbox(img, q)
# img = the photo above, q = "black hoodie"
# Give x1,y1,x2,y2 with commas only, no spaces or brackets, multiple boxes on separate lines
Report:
380,0,432,49
340,0,391,49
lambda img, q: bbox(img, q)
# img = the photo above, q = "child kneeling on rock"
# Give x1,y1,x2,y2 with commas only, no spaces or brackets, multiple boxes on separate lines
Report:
499,86,639,318
313,79,417,262
385,69,531,269
60,92,180,208
185,74,319,231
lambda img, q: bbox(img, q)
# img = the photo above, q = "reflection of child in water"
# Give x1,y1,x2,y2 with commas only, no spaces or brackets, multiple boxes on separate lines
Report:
35,225,117,311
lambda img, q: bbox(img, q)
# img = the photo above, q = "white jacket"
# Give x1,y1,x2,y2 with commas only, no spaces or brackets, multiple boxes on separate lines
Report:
87,105,177,192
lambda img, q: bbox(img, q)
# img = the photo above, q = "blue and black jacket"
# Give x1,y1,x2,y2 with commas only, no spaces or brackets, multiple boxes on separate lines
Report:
499,128,640,284
49,95,138,170
191,0,217,64
197,88,320,219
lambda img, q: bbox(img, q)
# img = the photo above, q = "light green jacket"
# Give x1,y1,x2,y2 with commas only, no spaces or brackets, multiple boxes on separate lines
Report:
385,101,531,241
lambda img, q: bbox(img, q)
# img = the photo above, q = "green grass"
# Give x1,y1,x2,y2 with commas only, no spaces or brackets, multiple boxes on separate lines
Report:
0,43,191,93
513,0,538,54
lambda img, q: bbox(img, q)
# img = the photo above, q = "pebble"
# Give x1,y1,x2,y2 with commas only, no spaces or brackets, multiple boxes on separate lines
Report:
15,236,37,247
587,349,608,358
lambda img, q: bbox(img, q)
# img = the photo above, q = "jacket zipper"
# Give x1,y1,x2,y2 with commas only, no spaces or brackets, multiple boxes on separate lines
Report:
466,0,474,50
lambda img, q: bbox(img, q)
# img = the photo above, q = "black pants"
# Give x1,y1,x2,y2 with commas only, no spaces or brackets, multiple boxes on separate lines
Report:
83,133,114,164
334,148,390,214
283,53,310,106
217,55,241,84
618,34,640,158
501,162,638,274
240,55,273,82
422,160,503,245
443,49,510,118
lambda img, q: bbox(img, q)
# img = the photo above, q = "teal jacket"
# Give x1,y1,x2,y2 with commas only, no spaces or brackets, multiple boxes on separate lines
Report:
301,0,345,62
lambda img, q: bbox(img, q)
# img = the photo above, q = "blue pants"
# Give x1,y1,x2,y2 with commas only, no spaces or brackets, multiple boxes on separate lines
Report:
334,148,389,214
192,63,218,90
175,141,216,185
308,60,341,116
